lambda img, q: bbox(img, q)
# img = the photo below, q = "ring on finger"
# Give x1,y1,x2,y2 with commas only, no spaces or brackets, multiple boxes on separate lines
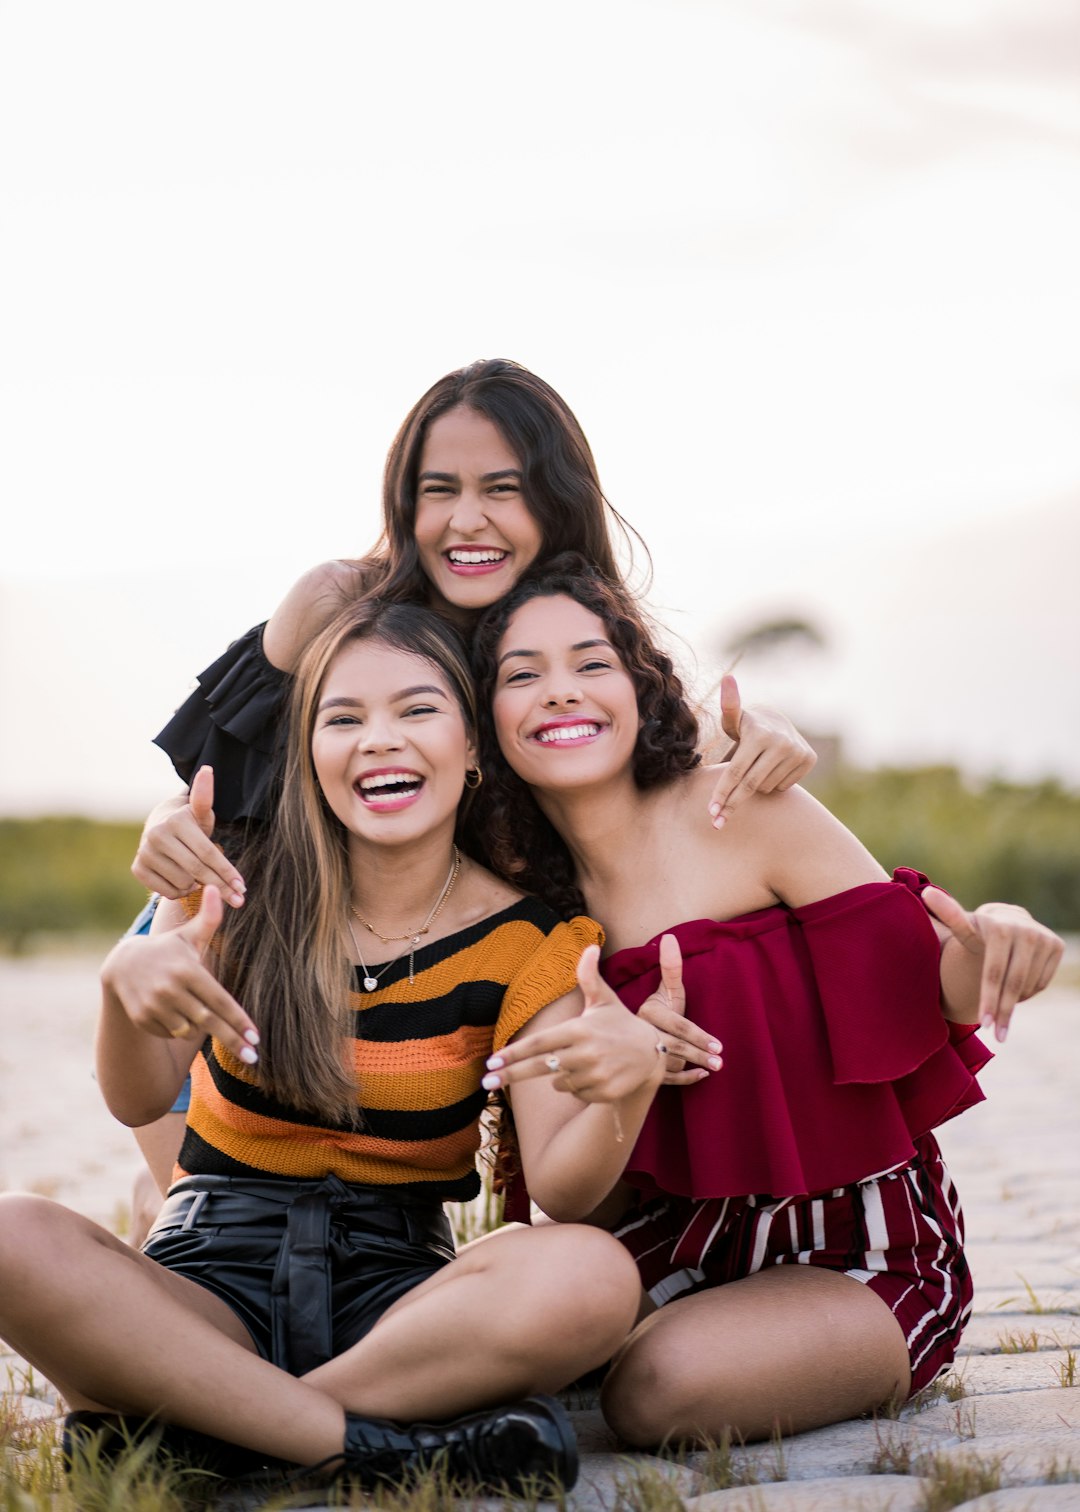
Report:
169,1024,190,1039
545,1053,561,1073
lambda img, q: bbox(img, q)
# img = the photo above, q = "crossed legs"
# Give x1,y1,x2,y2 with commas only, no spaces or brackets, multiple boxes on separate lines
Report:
0,1194,640,1465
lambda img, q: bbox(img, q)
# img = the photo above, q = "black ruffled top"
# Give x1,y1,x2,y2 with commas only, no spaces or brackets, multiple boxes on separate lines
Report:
153,624,290,824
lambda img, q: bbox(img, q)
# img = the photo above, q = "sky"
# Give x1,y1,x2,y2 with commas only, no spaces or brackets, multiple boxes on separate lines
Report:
1,0,1078,817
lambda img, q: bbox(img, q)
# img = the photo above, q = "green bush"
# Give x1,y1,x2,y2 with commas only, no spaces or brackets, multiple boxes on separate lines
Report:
814,767,1080,930
1,768,1078,951
0,817,146,951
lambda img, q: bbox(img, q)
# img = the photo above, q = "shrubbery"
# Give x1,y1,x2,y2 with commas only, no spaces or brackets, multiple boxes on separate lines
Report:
0,817,145,951
1,767,1078,950
814,767,1080,931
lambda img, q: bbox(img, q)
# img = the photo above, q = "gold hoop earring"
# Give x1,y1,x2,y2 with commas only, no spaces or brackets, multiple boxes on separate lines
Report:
464,767,484,790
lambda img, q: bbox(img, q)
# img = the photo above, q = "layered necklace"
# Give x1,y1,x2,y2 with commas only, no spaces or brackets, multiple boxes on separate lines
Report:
346,846,462,991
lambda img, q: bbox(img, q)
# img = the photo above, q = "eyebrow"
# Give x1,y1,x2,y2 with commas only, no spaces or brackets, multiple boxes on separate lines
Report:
497,639,614,668
418,469,523,484
317,685,449,711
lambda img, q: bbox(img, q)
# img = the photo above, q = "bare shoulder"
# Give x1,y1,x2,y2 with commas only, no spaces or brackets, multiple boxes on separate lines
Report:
683,764,807,837
745,783,889,907
459,858,528,922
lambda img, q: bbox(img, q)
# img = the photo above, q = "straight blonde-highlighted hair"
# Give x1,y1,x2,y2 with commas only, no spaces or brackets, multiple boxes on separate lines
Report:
215,602,477,1122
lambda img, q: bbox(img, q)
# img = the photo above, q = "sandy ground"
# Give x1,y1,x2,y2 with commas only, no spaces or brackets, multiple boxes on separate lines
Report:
2,946,1079,1509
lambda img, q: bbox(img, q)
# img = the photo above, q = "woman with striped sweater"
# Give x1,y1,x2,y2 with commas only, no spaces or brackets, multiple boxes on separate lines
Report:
0,601,670,1495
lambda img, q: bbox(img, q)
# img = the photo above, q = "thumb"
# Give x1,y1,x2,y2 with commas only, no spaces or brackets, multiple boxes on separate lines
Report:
183,883,224,956
576,943,610,1012
922,886,981,950
720,674,742,742
190,765,216,837
658,933,686,1013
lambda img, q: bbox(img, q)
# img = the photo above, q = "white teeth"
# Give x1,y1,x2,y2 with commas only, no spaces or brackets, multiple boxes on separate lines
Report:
448,549,506,564
359,773,422,791
535,724,600,743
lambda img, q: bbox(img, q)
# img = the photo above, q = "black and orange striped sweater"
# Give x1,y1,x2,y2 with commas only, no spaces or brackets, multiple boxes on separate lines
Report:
176,896,601,1202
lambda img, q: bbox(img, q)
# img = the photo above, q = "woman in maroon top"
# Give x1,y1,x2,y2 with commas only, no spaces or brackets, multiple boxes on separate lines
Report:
471,555,1063,1447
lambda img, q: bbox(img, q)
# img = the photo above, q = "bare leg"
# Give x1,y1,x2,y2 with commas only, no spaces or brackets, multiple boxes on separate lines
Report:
305,1224,642,1420
1,1196,638,1464
601,1266,912,1447
0,1195,345,1463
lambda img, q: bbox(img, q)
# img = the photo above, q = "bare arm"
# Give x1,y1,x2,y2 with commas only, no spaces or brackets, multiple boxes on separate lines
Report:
484,945,671,1222
262,559,376,672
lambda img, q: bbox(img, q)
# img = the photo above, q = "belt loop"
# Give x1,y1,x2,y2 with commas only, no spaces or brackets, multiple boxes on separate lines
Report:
180,1191,209,1232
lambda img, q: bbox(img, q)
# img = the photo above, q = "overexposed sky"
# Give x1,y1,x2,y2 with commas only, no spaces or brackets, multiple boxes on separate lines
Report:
1,0,1078,816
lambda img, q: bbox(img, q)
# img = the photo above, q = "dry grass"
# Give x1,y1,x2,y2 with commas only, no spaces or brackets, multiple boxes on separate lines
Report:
914,1453,1003,1511
996,1327,1043,1353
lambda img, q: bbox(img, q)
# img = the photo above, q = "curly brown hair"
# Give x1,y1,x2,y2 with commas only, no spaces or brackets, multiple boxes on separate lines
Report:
468,553,701,919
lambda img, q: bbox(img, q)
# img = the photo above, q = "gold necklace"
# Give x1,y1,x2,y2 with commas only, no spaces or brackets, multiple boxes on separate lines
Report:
348,847,462,990
351,847,461,945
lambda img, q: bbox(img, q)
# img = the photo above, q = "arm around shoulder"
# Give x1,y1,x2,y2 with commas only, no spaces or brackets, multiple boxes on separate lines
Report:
262,559,380,672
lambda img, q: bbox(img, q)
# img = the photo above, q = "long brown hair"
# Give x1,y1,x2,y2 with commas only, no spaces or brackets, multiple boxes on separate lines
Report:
216,602,476,1121
470,554,701,919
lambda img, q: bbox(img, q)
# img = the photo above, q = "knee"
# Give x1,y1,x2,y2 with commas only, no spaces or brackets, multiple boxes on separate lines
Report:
601,1328,698,1448
559,1227,641,1337
0,1194,68,1282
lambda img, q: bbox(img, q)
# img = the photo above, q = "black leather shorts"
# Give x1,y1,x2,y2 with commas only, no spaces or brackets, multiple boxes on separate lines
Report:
143,1173,455,1376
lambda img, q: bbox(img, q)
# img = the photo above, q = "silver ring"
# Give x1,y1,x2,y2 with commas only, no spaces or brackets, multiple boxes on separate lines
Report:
545,1054,561,1073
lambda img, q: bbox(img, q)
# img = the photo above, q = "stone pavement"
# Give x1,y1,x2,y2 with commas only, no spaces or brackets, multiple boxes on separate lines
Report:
2,955,1078,1509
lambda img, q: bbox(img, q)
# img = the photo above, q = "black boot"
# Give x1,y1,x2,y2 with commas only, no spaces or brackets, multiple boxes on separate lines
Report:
325,1394,579,1495
62,1410,292,1482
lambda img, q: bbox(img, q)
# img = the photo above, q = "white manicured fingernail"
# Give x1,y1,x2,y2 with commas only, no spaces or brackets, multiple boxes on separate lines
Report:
240,1046,258,1065
713,815,726,830
708,1056,722,1071
707,1040,721,1054
482,1073,501,1090
709,803,720,818
244,1029,260,1045
486,1055,504,1070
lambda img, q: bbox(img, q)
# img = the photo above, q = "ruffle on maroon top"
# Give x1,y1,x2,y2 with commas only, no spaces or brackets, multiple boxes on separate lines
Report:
153,623,290,825
601,869,991,1202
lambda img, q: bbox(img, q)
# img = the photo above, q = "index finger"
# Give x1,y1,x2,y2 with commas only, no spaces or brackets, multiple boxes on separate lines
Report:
922,887,980,949
184,973,261,1063
171,826,246,906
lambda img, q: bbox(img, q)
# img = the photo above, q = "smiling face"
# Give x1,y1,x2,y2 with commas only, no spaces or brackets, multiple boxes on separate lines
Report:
311,639,476,850
414,406,544,615
491,594,640,796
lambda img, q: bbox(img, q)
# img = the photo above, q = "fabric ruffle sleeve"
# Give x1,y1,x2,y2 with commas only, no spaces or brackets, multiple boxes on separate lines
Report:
153,623,290,825
602,869,991,1202
493,915,603,1051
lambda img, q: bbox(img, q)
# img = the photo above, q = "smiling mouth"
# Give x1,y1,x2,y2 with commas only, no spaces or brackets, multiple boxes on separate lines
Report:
532,723,603,745
355,772,426,805
444,548,509,573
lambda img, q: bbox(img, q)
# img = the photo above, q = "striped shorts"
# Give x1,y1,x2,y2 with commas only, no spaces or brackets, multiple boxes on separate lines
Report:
612,1134,971,1395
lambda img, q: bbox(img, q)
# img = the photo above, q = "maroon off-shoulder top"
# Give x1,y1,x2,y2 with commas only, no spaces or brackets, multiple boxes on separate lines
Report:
599,868,991,1203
